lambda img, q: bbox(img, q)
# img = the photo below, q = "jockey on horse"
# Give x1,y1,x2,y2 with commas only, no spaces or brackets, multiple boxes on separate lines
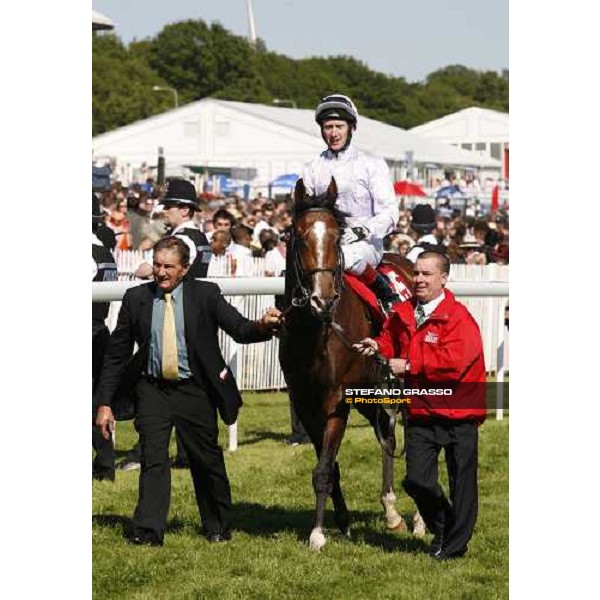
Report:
302,94,401,313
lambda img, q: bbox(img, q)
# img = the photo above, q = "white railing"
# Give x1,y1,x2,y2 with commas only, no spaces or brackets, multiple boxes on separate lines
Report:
104,257,508,376
99,259,509,443
449,264,509,373
101,257,508,420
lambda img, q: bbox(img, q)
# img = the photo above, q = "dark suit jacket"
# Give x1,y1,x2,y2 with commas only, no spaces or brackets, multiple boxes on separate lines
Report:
95,279,273,425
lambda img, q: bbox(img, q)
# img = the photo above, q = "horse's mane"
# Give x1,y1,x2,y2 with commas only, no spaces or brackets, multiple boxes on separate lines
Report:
291,191,349,231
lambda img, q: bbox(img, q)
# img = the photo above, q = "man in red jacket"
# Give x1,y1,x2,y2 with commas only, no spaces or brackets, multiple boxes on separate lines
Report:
353,250,486,560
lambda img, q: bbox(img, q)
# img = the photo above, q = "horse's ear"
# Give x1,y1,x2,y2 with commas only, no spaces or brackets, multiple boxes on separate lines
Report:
325,177,338,204
294,178,306,203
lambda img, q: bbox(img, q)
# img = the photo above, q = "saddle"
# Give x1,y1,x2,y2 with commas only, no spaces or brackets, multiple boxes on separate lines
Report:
344,253,413,324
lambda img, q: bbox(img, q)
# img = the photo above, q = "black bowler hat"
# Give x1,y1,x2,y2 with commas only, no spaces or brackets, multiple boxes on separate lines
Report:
411,203,437,232
162,179,198,208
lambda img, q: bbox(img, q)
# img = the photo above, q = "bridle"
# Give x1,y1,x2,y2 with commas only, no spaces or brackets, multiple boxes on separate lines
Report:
289,207,345,322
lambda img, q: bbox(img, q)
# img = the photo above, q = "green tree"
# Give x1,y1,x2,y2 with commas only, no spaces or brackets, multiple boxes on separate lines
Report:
147,20,216,103
146,20,262,103
474,70,509,111
92,21,508,135
92,33,172,135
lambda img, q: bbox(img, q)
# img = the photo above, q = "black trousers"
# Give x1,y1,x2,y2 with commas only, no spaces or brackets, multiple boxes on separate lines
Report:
132,378,232,542
92,326,115,473
402,419,479,555
121,432,189,464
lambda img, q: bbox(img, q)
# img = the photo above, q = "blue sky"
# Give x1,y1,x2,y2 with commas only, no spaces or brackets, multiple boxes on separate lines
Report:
93,0,508,83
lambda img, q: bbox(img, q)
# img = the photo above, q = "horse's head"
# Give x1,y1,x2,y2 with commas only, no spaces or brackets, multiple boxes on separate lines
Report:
291,177,345,320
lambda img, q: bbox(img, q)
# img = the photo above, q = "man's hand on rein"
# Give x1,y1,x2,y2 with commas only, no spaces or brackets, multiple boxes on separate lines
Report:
352,337,378,356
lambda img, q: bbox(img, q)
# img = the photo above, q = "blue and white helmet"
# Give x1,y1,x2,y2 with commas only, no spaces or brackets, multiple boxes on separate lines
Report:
315,94,359,129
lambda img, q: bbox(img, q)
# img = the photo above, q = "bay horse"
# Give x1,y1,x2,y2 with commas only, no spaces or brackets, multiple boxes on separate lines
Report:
279,177,423,550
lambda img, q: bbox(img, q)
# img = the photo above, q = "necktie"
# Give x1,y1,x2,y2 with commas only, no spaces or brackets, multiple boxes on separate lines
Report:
415,304,426,328
162,293,179,380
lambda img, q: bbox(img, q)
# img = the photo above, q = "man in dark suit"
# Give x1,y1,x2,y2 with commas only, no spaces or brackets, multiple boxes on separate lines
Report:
95,236,282,546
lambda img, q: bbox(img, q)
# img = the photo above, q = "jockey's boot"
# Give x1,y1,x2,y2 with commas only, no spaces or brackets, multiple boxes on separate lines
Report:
359,264,400,314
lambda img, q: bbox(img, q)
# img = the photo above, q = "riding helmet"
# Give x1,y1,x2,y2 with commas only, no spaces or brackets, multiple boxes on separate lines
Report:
315,94,359,129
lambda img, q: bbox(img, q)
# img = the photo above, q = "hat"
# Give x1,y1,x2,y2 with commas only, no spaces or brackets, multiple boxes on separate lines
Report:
411,204,436,232
315,94,359,129
92,192,104,221
162,179,198,208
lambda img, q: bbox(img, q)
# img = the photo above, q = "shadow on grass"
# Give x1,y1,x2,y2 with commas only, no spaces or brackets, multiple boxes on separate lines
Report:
93,505,430,554
232,502,430,553
237,429,290,447
92,514,186,539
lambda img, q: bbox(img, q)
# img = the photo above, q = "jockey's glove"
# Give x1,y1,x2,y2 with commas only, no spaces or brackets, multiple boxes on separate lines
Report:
342,226,369,245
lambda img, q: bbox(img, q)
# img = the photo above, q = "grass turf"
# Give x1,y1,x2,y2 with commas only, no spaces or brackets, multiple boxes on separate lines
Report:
93,392,508,600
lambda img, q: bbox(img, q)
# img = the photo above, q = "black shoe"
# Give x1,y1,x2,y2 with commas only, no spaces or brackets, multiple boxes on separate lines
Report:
432,546,468,561
117,460,141,471
128,535,164,547
206,531,232,543
284,434,311,446
370,273,400,314
171,457,190,469
92,469,115,482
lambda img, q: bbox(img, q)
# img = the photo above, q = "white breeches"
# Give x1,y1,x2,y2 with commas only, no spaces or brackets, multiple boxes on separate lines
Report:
342,239,383,276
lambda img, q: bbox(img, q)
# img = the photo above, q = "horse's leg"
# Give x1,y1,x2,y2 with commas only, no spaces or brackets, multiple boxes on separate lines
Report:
413,511,427,537
378,411,407,533
381,445,407,532
331,461,350,536
309,412,347,551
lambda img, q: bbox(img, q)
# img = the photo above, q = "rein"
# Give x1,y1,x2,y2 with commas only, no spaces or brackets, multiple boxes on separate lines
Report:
284,205,407,458
328,321,408,459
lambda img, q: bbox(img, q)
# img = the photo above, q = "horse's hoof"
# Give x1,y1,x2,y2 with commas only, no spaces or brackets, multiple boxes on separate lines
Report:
340,526,351,539
387,518,408,534
412,514,427,538
309,530,326,551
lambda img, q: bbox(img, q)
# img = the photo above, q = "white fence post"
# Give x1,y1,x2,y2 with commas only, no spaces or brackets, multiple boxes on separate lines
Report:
496,298,506,421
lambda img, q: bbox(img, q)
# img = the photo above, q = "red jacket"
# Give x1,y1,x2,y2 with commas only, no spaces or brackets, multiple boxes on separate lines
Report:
376,290,486,422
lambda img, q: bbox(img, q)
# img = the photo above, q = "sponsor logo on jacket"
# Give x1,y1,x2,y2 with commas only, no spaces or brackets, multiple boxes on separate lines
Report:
424,330,438,344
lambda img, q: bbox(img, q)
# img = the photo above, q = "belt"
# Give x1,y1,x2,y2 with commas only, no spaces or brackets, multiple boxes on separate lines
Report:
145,375,194,387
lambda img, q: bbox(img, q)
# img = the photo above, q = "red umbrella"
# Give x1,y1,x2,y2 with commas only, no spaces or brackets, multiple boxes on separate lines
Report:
491,184,500,213
394,180,426,196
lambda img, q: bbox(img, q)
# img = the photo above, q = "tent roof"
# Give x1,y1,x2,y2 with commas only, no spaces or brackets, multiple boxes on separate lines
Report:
212,100,501,167
92,9,115,31
410,107,508,144
93,98,501,169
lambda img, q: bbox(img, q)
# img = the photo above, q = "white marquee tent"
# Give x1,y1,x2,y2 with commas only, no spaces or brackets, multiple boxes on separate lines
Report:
92,9,115,31
92,99,502,187
410,107,509,178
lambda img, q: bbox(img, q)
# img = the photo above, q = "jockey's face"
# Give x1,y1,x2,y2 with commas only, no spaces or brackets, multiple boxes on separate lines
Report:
321,120,350,152
413,256,448,304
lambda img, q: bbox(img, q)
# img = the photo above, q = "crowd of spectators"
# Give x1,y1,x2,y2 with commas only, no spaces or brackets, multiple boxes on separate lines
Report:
95,176,509,270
